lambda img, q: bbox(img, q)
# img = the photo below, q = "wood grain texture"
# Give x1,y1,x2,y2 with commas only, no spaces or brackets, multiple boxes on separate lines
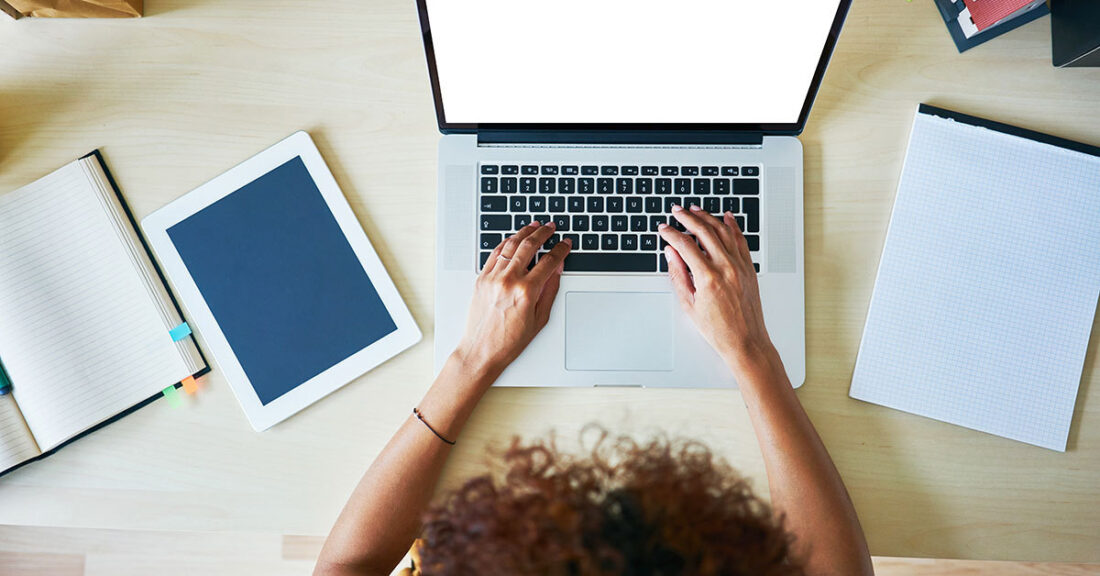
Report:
0,0,1097,565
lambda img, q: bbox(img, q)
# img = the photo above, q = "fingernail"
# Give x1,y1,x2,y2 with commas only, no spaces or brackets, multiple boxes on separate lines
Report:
530,221,540,227
547,221,556,229
658,223,668,230
690,204,702,212
671,204,683,212
564,238,573,246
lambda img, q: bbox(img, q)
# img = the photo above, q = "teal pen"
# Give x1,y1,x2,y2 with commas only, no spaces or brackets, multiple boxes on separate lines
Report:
0,357,11,395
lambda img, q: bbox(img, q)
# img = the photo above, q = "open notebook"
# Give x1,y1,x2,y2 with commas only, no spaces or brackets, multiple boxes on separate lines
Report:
849,105,1100,451
0,152,206,476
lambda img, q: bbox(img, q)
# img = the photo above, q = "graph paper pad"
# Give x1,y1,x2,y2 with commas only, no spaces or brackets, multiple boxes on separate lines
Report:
849,107,1100,451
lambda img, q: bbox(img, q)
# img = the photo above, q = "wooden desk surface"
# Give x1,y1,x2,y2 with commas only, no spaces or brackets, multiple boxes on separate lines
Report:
0,0,1098,566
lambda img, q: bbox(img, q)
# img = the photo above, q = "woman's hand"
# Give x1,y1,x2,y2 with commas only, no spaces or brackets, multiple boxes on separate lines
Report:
454,221,572,379
658,204,776,377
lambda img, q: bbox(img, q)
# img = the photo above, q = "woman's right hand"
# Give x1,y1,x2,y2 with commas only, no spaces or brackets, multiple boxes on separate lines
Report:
657,204,779,378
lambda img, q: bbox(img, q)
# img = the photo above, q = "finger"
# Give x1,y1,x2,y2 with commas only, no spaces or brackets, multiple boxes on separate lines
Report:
533,260,564,327
528,235,572,287
664,245,695,310
497,221,541,261
671,205,726,256
479,239,507,276
690,204,736,252
724,211,752,265
505,222,556,274
658,221,708,272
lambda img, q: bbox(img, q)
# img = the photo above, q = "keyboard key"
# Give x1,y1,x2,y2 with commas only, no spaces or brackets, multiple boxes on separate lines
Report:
481,177,498,193
480,251,492,269
509,197,526,212
713,178,730,195
733,178,760,195
721,166,739,176
742,166,760,176
642,166,659,175
552,215,570,230
501,177,518,193
549,196,566,213
529,196,546,212
539,177,556,194
564,253,657,272
582,234,599,250
616,178,633,194
520,177,536,193
480,233,502,250
703,197,720,213
481,165,499,174
681,166,699,176
572,215,590,231
722,197,740,213
661,166,679,176
664,198,681,213
534,214,552,225
544,233,560,250
735,215,745,231
562,233,579,248
601,166,619,175
743,197,759,232
597,178,614,194
579,178,595,194
601,234,618,250
562,165,579,175
607,197,624,213
650,215,667,231
481,196,506,212
568,197,585,212
621,234,639,251
754,263,760,273
636,178,653,194
745,234,759,251
656,178,672,194
581,165,599,175
514,214,532,228
621,166,639,175
559,178,576,194
541,165,559,175
641,234,658,250
522,165,539,175
674,178,691,195
612,215,628,231
630,215,647,231
502,165,519,175
481,215,510,230
587,197,604,212
659,253,668,272
693,179,711,195
592,215,610,231
702,166,719,176
645,197,662,213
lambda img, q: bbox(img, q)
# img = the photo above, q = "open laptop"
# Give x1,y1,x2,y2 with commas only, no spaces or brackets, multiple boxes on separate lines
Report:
423,0,851,388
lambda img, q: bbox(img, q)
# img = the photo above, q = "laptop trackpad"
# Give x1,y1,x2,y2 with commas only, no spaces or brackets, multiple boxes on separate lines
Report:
565,292,674,372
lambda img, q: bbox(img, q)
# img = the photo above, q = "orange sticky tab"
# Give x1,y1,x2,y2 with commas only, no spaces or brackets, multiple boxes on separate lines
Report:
181,376,197,394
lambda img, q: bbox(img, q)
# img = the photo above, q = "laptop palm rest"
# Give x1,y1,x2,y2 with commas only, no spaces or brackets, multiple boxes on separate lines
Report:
564,291,675,372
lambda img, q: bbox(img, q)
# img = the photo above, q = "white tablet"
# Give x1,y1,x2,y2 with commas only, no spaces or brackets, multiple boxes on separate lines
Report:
143,132,421,431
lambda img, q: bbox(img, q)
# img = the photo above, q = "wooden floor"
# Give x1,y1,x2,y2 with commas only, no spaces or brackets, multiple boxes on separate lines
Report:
0,526,1097,576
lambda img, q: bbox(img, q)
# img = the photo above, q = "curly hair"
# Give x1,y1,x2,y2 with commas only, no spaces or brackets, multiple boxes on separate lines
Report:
417,431,803,576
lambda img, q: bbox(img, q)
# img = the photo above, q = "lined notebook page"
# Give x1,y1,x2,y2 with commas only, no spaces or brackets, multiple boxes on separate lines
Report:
0,394,40,473
0,159,193,451
849,110,1100,451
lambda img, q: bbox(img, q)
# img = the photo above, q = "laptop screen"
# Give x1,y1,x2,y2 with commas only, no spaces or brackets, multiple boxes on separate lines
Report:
423,0,845,127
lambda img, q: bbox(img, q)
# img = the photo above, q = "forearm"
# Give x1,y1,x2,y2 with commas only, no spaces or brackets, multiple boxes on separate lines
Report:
314,353,498,576
734,349,873,576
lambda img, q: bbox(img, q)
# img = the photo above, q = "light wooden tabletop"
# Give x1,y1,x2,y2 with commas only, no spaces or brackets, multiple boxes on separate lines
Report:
0,0,1097,567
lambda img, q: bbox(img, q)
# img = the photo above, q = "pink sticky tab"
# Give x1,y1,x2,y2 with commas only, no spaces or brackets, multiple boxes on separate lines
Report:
181,376,197,395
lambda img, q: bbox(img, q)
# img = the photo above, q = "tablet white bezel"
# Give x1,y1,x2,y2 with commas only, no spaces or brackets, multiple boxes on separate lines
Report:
142,131,421,431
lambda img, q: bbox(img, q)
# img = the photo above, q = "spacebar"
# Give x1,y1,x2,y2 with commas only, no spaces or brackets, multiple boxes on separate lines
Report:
563,253,657,272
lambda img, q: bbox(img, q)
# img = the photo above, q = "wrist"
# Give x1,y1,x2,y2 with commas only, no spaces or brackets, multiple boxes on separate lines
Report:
723,341,786,386
448,344,505,388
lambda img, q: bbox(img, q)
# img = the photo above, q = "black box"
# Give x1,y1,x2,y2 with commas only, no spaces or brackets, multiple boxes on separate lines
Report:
1051,0,1100,67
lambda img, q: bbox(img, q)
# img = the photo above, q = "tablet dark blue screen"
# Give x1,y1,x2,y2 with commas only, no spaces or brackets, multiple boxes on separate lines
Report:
167,156,397,405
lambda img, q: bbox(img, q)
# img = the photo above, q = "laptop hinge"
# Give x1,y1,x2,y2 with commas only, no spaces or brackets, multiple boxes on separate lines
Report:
477,129,765,147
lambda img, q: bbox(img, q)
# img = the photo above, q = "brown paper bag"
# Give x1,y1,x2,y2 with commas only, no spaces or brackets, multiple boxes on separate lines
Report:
1,0,142,18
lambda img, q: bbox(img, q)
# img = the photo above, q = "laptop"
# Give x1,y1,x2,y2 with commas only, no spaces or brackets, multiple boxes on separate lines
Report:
422,0,851,388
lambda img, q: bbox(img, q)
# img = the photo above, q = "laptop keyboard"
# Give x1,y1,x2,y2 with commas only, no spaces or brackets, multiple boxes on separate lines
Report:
478,164,761,273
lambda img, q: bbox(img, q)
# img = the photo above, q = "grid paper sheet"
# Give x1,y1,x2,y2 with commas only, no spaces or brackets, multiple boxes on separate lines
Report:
849,110,1100,451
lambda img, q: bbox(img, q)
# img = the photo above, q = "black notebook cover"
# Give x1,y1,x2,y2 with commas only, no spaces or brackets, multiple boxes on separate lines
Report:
0,151,210,478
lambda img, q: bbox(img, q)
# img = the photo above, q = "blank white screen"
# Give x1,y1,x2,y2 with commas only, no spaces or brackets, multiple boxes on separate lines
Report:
426,0,842,125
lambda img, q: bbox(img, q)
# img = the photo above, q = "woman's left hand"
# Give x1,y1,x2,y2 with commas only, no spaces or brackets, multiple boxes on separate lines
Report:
454,221,572,378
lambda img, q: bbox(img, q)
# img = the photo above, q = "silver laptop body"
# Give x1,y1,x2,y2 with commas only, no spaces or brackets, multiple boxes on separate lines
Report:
422,0,851,388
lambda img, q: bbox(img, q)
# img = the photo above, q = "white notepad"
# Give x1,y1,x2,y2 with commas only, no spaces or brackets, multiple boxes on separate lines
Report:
849,105,1100,451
